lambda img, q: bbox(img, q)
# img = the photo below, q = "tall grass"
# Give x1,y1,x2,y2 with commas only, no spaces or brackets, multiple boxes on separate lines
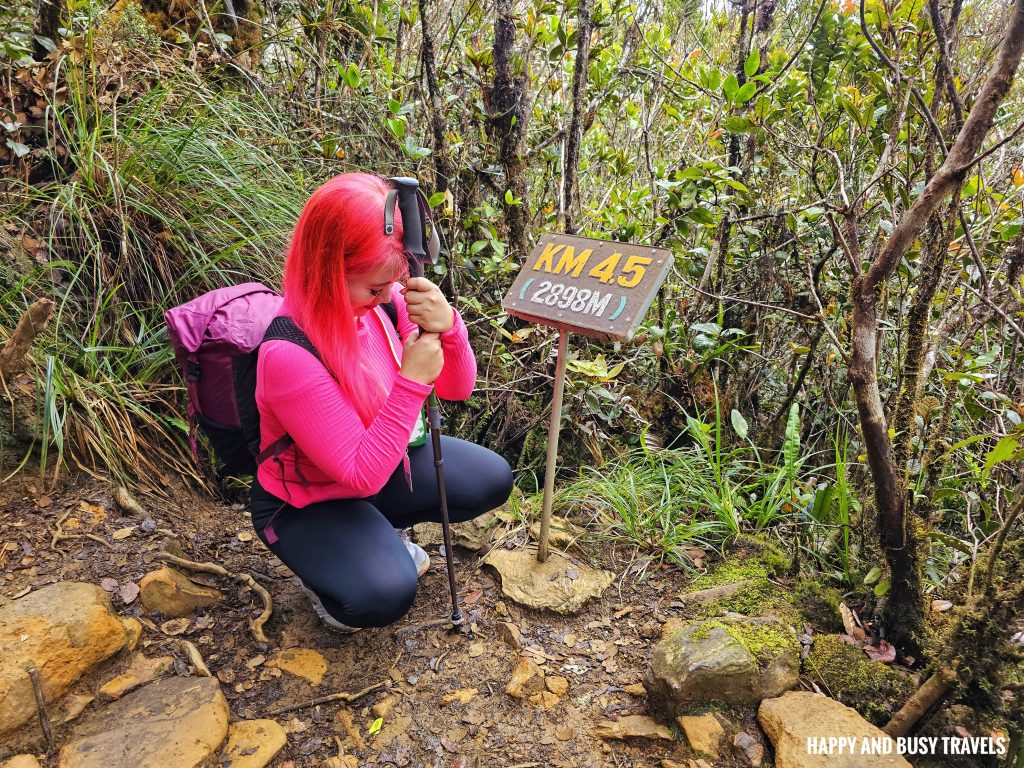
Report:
1,45,326,489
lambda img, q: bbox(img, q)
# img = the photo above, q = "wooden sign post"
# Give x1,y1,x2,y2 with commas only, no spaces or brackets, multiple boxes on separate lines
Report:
502,234,672,561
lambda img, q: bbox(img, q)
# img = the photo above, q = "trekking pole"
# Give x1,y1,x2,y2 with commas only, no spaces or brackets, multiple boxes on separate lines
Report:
387,176,463,628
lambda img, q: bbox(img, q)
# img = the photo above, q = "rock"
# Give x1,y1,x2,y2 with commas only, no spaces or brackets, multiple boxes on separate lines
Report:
121,617,143,650
371,694,400,719
678,581,750,605
505,656,545,699
56,694,94,724
528,516,582,548
139,567,222,618
0,582,133,737
219,719,287,768
591,715,673,741
733,731,765,767
496,621,523,650
1,757,42,768
483,549,614,613
758,691,911,768
98,653,173,701
528,690,561,709
266,648,327,687
545,675,569,697
677,714,724,758
645,617,800,714
413,511,497,551
58,676,229,768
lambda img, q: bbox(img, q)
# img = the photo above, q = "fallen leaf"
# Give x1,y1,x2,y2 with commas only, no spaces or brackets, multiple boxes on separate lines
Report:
161,618,191,636
468,642,486,658
236,531,253,543
118,583,140,604
36,496,52,508
368,717,383,735
463,589,483,605
99,577,119,592
112,526,135,540
442,688,478,704
864,639,897,664
566,567,580,580
931,599,953,612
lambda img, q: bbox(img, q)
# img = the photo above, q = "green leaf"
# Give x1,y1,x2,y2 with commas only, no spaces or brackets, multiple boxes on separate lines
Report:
343,62,361,88
504,189,514,204
723,116,756,134
368,717,383,735
863,566,881,585
730,409,749,439
691,322,722,335
874,579,890,597
734,82,757,105
783,403,801,478
744,51,760,78
984,436,1020,476
428,191,446,207
723,74,739,102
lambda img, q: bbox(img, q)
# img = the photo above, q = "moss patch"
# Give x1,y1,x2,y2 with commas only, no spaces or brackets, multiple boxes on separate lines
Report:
792,580,845,632
689,618,797,665
686,536,797,621
804,634,915,726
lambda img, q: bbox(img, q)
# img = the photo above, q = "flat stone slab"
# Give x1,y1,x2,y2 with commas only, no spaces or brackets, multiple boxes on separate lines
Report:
219,719,287,768
413,511,498,552
266,648,327,686
58,676,229,768
0,582,132,737
483,548,614,613
758,691,911,768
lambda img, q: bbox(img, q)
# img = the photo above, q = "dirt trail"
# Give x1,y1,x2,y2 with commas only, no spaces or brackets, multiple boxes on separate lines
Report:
0,471,754,767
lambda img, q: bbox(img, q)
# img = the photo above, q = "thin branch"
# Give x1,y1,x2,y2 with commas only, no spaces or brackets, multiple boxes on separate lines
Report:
265,681,387,717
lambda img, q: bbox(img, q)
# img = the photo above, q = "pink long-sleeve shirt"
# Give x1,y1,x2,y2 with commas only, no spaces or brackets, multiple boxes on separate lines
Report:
255,285,476,506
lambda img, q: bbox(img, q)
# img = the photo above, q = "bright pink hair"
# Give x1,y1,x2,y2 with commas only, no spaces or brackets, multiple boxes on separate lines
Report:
282,173,409,425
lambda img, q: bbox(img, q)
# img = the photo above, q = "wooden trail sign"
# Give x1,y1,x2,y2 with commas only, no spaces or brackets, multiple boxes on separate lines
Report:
502,234,672,342
501,234,673,564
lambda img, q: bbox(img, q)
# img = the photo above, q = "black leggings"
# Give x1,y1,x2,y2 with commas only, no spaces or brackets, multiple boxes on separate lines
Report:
251,436,512,628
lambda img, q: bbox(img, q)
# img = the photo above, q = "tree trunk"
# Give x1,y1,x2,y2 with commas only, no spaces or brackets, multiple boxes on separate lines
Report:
418,0,456,192
491,0,531,260
562,0,592,235
849,0,1024,651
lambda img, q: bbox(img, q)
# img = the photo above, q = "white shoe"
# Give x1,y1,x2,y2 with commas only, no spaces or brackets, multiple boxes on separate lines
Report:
398,529,430,577
298,581,360,633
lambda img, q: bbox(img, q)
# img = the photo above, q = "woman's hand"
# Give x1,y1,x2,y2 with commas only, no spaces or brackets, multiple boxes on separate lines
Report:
400,330,444,385
402,277,455,333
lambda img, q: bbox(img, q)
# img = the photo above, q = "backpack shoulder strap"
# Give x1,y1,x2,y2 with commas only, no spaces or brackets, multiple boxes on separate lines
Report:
263,316,321,360
381,301,400,339
255,316,323,470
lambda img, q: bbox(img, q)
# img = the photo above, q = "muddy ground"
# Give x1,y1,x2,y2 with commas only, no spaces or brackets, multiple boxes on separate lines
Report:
0,469,763,767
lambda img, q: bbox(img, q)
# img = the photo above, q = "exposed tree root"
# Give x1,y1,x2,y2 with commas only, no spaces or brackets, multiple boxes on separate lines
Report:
154,551,272,644
884,665,958,737
265,681,387,717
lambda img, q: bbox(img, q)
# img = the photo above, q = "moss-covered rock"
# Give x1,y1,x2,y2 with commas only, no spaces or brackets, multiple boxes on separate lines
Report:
645,616,800,715
792,580,845,633
804,634,915,726
683,535,797,621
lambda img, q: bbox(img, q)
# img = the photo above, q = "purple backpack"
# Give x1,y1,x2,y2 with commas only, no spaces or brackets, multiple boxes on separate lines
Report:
165,283,287,476
166,282,398,477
